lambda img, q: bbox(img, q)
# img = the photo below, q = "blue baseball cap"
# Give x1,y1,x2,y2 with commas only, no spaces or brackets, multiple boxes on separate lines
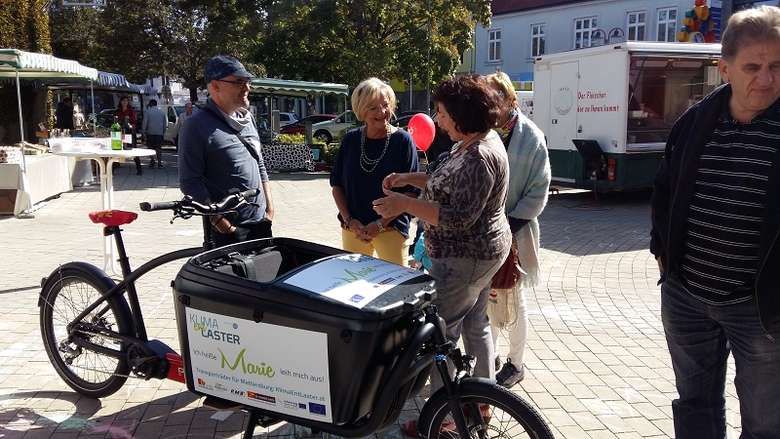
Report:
204,55,254,82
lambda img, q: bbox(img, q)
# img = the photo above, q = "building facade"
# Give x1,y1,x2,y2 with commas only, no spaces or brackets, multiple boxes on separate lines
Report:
476,0,724,84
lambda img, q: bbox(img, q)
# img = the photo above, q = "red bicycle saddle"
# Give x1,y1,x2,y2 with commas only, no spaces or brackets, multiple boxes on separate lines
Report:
88,210,138,226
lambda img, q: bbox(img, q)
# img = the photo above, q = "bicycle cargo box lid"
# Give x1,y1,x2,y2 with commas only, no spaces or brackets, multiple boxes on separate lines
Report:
177,238,435,322
280,253,433,312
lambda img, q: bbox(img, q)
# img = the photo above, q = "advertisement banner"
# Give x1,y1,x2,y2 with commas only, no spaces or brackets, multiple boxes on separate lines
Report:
186,307,332,422
282,254,426,308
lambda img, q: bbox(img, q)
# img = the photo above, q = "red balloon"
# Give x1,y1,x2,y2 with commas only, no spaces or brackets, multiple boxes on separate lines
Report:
407,113,435,152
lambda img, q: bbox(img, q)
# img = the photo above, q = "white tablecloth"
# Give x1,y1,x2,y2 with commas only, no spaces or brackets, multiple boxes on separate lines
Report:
0,154,74,215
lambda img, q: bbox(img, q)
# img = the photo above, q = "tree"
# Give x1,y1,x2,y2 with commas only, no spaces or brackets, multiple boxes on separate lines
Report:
255,0,490,89
49,0,264,101
155,0,266,101
49,2,104,67
0,0,52,52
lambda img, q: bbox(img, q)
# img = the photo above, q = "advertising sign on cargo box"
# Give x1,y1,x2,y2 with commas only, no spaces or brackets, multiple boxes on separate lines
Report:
186,307,332,422
283,254,426,308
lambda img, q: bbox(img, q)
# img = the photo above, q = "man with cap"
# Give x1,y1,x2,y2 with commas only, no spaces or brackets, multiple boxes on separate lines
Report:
179,55,274,247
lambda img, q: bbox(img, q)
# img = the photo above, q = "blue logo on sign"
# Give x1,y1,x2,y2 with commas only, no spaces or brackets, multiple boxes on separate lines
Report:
308,402,326,415
350,294,364,303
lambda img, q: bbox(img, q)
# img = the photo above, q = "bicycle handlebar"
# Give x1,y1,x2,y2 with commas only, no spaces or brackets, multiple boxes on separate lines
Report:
139,200,178,212
139,188,260,215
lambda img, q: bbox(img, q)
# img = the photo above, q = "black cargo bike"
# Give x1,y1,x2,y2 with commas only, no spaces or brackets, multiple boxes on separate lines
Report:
38,190,554,439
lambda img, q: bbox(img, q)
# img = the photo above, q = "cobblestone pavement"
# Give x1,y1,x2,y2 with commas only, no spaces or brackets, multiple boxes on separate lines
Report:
0,151,742,438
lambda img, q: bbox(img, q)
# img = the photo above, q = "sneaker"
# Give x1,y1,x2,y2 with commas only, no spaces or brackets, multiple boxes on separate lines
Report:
494,356,502,372
157,163,164,168
496,360,525,388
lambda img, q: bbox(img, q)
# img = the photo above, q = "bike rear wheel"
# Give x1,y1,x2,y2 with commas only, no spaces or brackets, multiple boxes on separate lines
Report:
39,264,133,398
418,378,554,439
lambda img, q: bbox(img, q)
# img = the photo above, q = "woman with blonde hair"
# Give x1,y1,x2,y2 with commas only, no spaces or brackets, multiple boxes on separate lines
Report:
486,71,551,387
330,77,419,265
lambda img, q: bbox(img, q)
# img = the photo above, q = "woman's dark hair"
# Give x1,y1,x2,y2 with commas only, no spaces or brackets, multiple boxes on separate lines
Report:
432,74,501,134
118,95,130,109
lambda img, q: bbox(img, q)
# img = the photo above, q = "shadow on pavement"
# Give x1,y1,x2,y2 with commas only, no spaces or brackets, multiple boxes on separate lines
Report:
539,190,653,256
0,389,375,438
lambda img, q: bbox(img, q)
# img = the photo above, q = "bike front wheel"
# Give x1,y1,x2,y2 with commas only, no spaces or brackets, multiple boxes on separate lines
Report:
417,378,554,439
39,263,133,398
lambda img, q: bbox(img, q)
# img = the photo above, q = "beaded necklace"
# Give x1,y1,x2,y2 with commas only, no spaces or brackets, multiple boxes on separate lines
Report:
359,125,391,173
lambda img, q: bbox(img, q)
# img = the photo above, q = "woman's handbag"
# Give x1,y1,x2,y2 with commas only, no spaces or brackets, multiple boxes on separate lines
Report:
491,241,522,290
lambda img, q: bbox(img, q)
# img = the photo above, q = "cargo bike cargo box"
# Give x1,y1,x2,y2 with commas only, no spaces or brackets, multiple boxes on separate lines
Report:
173,237,436,426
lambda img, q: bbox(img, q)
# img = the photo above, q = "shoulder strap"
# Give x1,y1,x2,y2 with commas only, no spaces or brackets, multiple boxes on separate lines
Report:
201,104,262,164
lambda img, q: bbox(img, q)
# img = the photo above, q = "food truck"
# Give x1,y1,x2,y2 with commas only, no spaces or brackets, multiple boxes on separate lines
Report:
533,42,722,192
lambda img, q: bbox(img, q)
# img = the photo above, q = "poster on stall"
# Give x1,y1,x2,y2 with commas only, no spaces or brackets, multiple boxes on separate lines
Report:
186,307,332,422
282,254,426,308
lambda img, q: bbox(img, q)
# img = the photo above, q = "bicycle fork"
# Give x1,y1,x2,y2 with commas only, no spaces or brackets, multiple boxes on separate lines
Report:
428,306,482,438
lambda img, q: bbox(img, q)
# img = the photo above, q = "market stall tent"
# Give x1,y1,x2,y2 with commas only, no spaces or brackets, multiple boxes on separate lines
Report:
0,49,98,216
0,48,98,172
250,78,348,97
250,78,349,128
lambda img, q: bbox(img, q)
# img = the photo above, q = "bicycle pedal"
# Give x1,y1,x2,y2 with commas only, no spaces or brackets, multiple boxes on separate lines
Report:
203,396,241,410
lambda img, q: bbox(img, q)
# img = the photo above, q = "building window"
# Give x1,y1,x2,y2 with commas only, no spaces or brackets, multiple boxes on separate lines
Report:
657,7,677,42
488,29,502,62
627,11,646,41
531,24,546,57
574,16,598,49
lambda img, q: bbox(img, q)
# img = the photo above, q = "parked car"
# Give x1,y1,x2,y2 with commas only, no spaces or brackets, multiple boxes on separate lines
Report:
280,114,337,135
260,112,299,127
391,111,426,129
312,110,358,143
161,104,186,144
96,109,117,128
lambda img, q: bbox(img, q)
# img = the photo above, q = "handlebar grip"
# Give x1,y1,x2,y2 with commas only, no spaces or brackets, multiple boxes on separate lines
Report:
240,188,260,198
139,201,179,212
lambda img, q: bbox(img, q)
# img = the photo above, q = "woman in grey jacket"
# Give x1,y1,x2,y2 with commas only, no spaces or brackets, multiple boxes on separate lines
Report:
487,72,552,387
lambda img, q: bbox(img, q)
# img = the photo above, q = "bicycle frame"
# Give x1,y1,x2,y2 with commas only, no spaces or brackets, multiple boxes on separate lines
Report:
65,224,207,356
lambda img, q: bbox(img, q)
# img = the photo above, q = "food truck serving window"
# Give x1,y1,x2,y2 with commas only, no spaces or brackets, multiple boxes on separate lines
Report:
627,55,721,145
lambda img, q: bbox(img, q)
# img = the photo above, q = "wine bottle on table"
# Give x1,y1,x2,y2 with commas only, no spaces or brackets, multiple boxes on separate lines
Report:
110,116,122,150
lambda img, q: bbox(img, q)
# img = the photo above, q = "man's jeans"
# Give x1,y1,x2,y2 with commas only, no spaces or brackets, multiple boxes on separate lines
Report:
662,278,780,439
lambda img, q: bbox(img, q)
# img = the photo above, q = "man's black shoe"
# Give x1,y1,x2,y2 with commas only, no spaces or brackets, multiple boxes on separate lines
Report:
496,359,524,388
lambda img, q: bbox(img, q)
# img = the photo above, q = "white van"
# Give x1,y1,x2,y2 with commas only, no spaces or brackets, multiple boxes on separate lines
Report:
515,91,534,120
533,41,722,192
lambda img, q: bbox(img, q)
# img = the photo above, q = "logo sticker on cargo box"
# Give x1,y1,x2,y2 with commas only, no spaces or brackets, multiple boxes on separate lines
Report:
185,308,332,422
247,391,276,404
308,402,326,416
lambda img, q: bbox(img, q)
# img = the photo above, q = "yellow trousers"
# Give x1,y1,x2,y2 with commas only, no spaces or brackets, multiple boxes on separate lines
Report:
341,228,409,266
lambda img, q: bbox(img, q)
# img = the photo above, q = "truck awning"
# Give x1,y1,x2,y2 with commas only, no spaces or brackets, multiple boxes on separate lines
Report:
250,78,349,97
0,48,98,80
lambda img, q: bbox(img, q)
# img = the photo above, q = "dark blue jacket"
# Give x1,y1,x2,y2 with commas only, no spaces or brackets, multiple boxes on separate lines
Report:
178,99,268,224
651,84,780,334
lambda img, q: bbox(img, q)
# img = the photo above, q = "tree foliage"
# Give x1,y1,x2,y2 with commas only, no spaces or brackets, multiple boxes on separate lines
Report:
256,0,491,87
0,0,52,52
49,3,104,66
49,0,263,99
45,0,491,97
